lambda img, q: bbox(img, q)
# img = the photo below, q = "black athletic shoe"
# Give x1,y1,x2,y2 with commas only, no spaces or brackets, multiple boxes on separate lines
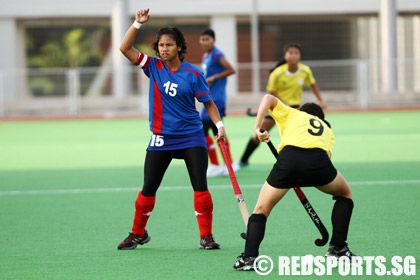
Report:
325,243,356,261
199,234,220,249
117,231,151,250
233,253,257,271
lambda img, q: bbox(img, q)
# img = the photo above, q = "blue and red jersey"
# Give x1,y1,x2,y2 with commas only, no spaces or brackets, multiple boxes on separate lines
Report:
200,46,227,120
136,52,211,135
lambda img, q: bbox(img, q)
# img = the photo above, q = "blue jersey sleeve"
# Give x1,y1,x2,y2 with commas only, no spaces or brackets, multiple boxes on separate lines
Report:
143,66,150,77
134,52,153,77
194,73,211,103
214,51,224,65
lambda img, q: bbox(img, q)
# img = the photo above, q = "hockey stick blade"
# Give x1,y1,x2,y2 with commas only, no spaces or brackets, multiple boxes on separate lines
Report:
246,107,257,117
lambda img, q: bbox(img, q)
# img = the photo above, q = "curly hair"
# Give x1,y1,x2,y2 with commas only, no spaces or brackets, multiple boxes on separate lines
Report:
299,103,331,128
152,26,187,61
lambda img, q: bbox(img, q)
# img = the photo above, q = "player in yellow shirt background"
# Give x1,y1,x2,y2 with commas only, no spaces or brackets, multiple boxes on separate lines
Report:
235,43,326,169
233,94,355,271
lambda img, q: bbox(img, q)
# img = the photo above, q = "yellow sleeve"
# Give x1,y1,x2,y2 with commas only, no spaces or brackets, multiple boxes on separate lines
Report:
266,68,280,92
304,66,316,87
269,99,292,120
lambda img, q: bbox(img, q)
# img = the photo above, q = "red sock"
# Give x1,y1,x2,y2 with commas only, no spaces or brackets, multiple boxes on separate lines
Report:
206,136,219,165
132,192,156,236
225,138,234,163
194,190,213,238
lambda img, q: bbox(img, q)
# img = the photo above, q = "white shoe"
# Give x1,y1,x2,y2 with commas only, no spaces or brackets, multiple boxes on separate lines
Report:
219,164,242,176
218,164,229,176
232,161,241,172
207,164,223,178
207,164,230,177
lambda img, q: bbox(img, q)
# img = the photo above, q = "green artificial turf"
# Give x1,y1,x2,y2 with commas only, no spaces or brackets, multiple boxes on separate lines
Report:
0,111,419,279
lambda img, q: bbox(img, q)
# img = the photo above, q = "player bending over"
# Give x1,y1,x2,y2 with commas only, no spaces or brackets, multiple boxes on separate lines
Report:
234,94,356,270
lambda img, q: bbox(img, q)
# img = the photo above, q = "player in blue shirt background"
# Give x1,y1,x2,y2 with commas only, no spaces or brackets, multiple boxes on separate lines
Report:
118,9,226,250
199,29,236,177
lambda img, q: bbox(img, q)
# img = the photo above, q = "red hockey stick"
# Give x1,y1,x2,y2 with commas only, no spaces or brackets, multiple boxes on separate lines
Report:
218,138,249,239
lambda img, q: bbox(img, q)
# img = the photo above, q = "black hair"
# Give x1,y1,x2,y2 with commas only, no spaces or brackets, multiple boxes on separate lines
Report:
152,26,187,61
270,43,303,73
299,103,331,128
200,28,215,39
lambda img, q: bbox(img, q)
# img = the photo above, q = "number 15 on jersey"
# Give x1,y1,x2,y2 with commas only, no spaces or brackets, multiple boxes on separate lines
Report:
163,81,178,97
150,134,164,147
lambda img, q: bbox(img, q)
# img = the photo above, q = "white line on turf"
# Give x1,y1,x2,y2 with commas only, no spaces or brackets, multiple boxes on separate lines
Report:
0,179,419,196
0,184,259,196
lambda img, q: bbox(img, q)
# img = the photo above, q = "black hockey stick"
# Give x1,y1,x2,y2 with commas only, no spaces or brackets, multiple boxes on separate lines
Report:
246,107,257,117
259,128,329,246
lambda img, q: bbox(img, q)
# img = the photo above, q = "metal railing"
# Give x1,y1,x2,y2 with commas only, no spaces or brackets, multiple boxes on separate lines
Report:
0,59,419,117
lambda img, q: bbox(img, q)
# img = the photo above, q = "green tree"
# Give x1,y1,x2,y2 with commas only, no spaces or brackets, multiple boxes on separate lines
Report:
28,28,102,68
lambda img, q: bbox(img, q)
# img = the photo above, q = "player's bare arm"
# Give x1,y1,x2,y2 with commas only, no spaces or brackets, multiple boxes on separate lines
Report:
120,9,150,64
310,83,326,110
254,94,278,142
206,57,235,85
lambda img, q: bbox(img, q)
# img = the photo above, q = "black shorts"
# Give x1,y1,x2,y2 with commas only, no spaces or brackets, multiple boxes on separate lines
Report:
266,145,337,189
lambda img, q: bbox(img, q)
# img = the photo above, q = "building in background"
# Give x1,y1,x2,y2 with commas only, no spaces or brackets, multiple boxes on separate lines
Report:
0,0,419,116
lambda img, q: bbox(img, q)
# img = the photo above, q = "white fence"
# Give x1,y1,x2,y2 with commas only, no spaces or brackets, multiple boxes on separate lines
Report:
1,59,420,117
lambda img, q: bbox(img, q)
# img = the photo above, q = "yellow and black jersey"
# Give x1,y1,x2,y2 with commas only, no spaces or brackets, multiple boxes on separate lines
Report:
268,99,334,155
266,63,316,107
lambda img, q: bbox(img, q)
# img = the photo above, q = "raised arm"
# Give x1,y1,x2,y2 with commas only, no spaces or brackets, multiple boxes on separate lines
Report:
120,9,150,64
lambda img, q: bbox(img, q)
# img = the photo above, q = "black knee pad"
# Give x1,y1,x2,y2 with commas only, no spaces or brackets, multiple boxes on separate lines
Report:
248,213,267,224
333,196,354,207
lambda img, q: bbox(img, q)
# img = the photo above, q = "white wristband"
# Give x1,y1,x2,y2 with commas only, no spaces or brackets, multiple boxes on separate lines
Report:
216,121,224,129
132,21,142,29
